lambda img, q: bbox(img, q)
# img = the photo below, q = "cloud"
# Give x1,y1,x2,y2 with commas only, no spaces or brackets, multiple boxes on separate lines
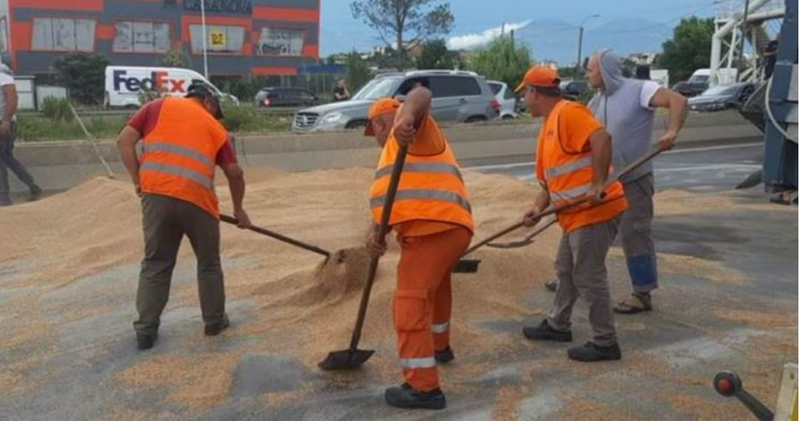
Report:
447,20,532,50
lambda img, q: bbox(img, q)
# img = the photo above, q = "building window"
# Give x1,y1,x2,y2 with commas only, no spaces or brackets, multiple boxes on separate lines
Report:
189,24,244,54
32,17,96,52
256,28,304,56
113,21,171,53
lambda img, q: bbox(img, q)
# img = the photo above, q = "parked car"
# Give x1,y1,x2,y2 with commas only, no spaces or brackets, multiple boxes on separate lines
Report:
487,80,518,120
673,80,709,97
254,87,320,108
293,70,500,132
688,82,759,112
559,80,590,101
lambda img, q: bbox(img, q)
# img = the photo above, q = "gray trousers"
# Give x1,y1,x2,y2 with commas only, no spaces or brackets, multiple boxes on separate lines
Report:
547,216,620,347
620,173,658,294
134,194,226,335
0,122,36,200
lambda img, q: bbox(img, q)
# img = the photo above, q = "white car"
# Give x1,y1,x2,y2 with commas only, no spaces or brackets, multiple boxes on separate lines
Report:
488,80,518,120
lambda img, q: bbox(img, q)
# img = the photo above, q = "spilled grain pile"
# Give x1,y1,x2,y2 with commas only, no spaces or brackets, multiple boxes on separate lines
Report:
0,167,794,419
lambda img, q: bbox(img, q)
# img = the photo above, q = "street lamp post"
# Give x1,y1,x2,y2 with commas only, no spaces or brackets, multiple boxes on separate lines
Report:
576,14,600,79
201,0,209,79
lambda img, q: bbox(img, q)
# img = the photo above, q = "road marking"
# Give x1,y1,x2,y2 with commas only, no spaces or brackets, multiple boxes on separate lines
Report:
465,161,533,171
654,164,761,172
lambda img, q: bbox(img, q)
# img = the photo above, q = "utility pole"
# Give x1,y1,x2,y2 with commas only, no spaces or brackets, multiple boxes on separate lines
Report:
201,0,209,79
510,29,515,50
736,0,751,82
576,14,600,79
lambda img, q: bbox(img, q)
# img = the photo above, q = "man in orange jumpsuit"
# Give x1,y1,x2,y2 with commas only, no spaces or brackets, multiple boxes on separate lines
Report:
365,86,474,410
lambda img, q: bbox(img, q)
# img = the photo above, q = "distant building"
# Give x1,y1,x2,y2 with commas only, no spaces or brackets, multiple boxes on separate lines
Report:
2,0,321,78
628,52,659,66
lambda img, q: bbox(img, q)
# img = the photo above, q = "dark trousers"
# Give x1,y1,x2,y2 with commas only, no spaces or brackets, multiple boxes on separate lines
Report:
134,194,226,335
0,121,36,200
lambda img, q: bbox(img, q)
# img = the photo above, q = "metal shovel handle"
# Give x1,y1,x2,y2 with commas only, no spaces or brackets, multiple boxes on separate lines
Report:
220,214,331,258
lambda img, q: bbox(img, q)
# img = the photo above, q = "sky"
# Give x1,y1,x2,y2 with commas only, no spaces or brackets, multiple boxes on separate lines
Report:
320,0,721,65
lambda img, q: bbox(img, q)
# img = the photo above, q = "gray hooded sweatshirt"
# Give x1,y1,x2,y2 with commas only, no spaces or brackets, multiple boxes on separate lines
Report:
588,49,659,183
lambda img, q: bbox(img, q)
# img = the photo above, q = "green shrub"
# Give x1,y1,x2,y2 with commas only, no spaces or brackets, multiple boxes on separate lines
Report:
41,97,74,122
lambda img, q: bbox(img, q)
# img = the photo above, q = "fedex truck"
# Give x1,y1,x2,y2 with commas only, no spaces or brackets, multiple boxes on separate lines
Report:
104,66,239,108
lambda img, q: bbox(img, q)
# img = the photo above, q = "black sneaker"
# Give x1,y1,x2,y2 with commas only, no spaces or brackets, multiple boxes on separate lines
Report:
204,314,230,336
385,383,446,410
522,319,573,342
544,278,558,292
435,346,455,364
568,341,622,362
29,185,42,201
136,332,158,350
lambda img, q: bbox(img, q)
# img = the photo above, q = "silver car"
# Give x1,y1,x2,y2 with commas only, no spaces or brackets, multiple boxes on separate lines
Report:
293,70,500,132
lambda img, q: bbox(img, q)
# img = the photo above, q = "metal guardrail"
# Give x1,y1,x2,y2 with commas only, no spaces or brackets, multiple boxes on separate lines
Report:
18,106,300,118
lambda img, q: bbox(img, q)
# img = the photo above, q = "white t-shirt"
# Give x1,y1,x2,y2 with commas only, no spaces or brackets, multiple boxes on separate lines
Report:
0,73,15,121
639,80,661,111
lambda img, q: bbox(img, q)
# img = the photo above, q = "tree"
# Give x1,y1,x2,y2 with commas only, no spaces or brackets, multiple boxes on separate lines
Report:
657,17,715,83
53,53,110,105
416,39,463,70
160,49,187,67
345,51,372,93
467,36,532,88
351,0,454,67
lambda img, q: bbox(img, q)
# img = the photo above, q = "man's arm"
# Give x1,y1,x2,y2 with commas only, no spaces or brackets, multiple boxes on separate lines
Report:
522,187,551,227
1,84,18,138
221,162,251,228
649,87,688,150
393,87,433,145
116,126,142,194
588,128,613,204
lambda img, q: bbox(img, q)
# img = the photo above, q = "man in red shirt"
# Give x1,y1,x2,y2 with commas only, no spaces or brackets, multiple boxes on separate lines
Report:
117,84,251,350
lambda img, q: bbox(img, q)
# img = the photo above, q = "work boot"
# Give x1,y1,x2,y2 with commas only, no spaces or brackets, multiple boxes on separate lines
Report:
136,332,158,350
567,341,622,362
435,346,455,364
522,319,573,342
204,314,230,336
544,278,558,292
29,185,42,201
385,383,446,410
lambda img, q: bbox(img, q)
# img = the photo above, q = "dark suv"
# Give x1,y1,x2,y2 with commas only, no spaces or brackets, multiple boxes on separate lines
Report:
559,80,590,101
255,87,320,107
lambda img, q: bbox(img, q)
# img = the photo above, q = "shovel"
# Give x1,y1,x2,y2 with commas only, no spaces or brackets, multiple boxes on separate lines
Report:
487,217,558,249
220,214,333,260
318,143,409,370
454,146,667,272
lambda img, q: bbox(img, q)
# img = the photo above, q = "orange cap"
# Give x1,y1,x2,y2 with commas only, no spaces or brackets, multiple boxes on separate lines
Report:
364,98,401,136
514,66,561,93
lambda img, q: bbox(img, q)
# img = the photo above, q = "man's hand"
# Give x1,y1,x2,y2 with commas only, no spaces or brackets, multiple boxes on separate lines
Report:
522,204,546,227
366,229,388,257
233,208,252,229
134,181,142,197
587,182,605,205
0,120,10,139
656,130,678,151
392,113,417,146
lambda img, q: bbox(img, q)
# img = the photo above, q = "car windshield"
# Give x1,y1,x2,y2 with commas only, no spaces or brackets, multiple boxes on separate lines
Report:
689,74,710,84
701,85,739,96
351,77,402,100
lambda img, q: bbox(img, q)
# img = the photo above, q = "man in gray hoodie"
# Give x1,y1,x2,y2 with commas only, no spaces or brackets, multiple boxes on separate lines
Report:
581,49,687,314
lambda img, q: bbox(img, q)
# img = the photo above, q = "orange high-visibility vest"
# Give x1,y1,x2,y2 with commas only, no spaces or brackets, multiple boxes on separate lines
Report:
139,97,227,218
538,101,627,232
369,117,474,233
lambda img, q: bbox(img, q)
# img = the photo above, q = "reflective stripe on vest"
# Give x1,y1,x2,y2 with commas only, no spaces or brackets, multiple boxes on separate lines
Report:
545,156,593,179
142,142,214,167
549,182,592,203
371,189,472,213
399,357,436,369
140,161,214,189
431,321,450,334
375,162,463,181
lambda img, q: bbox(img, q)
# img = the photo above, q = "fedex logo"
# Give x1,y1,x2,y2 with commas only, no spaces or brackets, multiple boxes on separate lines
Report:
113,70,187,93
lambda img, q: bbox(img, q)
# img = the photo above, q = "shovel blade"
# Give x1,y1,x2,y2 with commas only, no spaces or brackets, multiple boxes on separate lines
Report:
735,170,762,189
453,258,481,274
318,349,375,370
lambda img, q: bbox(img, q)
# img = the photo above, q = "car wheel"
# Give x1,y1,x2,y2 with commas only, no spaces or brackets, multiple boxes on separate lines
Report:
346,120,368,130
501,114,515,120
465,116,488,123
